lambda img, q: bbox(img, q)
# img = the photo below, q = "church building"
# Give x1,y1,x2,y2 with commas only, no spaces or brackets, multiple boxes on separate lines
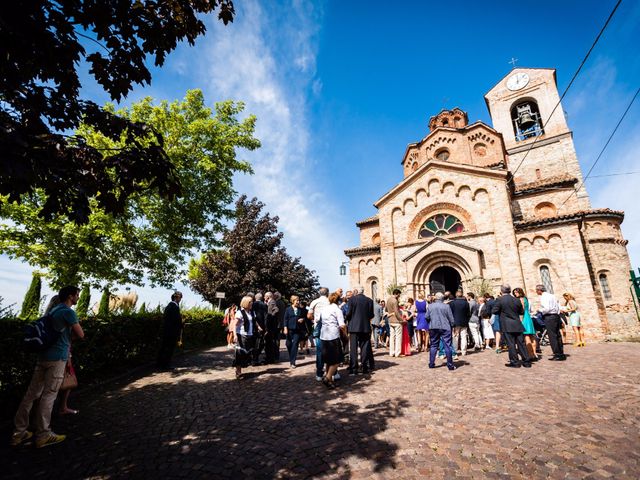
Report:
344,68,637,338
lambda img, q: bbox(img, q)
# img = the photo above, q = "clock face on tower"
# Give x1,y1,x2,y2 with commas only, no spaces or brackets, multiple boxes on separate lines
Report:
506,72,530,91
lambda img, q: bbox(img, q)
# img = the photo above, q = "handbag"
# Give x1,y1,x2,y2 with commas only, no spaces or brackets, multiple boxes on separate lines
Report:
60,369,78,391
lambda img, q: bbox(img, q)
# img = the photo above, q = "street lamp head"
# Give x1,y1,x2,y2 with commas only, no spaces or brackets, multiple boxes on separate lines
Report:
339,264,347,276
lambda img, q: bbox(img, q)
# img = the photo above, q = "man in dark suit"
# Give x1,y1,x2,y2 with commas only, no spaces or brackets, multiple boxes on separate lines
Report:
491,284,531,368
252,293,268,365
449,290,470,356
345,286,374,375
264,292,280,364
157,291,183,370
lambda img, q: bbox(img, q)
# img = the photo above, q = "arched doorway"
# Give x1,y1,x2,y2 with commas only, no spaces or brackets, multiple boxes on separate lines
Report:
429,266,462,294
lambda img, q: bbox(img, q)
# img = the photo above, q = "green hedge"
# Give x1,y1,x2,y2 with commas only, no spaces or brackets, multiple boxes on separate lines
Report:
0,310,225,419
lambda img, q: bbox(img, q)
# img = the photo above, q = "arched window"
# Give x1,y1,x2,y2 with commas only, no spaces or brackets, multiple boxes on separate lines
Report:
419,214,464,238
539,265,554,294
371,281,378,301
435,148,450,161
599,273,612,300
511,100,544,142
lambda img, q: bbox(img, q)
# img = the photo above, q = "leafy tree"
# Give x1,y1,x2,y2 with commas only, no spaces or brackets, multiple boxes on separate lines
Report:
0,296,17,319
97,288,110,318
189,195,319,305
76,285,91,318
1,1,236,223
385,282,405,296
466,276,494,297
0,90,259,288
20,273,41,320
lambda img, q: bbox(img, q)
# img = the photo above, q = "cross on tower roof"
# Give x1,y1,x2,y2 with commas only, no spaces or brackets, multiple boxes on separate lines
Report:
509,57,518,69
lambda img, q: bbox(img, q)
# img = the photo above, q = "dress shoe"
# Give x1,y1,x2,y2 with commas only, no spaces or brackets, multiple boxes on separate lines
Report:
447,365,457,371
428,364,436,369
522,363,532,368
505,363,521,368
548,355,567,361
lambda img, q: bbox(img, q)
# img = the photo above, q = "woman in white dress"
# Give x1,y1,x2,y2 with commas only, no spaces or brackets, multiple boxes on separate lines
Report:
319,292,346,389
479,297,495,349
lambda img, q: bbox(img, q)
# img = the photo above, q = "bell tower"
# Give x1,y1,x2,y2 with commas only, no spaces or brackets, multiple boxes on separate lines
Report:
484,68,590,214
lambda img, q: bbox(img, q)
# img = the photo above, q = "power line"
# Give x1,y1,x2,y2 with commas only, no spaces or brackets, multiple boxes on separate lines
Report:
559,87,639,209
508,0,623,184
587,171,640,179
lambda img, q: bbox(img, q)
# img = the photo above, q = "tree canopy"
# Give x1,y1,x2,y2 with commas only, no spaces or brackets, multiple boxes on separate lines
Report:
189,195,319,306
0,90,259,288
0,0,235,223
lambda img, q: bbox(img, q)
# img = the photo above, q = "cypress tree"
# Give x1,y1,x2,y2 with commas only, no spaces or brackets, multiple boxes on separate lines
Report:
138,302,147,314
20,273,41,320
76,285,91,318
98,287,110,317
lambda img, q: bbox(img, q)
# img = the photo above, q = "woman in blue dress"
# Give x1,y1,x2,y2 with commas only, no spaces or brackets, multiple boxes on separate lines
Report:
415,292,429,352
513,288,537,359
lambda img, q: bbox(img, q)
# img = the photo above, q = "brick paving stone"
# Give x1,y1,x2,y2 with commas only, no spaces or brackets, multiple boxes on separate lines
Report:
1,342,640,478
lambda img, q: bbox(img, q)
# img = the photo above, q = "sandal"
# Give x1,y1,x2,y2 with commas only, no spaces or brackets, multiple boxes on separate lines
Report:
59,408,79,415
321,376,336,389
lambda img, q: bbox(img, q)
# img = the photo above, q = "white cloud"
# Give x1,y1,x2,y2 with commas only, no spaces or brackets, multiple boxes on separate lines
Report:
312,78,323,96
194,0,348,290
0,0,349,310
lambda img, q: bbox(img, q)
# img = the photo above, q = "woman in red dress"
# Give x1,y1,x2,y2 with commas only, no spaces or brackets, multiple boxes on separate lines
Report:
400,304,412,356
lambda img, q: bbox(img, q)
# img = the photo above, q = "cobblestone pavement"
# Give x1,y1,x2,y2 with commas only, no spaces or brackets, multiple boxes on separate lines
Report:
2,341,640,479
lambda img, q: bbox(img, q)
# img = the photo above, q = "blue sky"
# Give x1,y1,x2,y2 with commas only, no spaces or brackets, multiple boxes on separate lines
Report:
2,0,639,310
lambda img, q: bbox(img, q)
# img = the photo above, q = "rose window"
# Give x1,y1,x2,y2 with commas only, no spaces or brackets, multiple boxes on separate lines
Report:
419,214,464,238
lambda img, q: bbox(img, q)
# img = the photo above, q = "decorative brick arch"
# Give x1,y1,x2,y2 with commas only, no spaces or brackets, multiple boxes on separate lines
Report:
407,202,476,242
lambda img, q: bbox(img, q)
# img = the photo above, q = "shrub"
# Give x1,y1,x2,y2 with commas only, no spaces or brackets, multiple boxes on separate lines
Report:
0,309,225,420
97,287,110,317
76,285,91,318
19,273,41,320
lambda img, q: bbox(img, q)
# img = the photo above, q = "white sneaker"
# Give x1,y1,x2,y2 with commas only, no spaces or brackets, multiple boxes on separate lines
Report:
333,373,341,381
316,376,322,381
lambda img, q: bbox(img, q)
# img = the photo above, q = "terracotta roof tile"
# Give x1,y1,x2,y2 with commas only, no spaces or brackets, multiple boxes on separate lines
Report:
514,174,577,194
515,208,624,230
344,245,381,257
355,215,379,226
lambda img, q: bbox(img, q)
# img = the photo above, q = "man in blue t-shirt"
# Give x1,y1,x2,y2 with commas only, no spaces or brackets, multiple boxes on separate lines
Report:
11,285,84,448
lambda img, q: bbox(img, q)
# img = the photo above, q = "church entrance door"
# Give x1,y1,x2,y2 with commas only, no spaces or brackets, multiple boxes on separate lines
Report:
429,266,462,294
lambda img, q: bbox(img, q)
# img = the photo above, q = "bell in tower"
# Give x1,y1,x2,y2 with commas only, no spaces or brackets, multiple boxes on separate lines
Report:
511,100,544,141
517,104,536,129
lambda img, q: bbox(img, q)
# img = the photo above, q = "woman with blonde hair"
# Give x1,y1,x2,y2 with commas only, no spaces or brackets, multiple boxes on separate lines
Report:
563,293,585,347
232,296,256,379
415,292,429,352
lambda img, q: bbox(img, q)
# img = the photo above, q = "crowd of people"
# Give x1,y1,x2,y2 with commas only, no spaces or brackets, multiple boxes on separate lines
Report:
10,280,585,448
221,282,584,384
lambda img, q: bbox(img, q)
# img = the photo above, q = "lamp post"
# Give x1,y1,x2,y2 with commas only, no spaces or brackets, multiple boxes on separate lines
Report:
339,261,349,276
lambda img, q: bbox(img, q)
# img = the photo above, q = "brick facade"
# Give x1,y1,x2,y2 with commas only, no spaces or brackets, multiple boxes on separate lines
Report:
345,68,638,339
